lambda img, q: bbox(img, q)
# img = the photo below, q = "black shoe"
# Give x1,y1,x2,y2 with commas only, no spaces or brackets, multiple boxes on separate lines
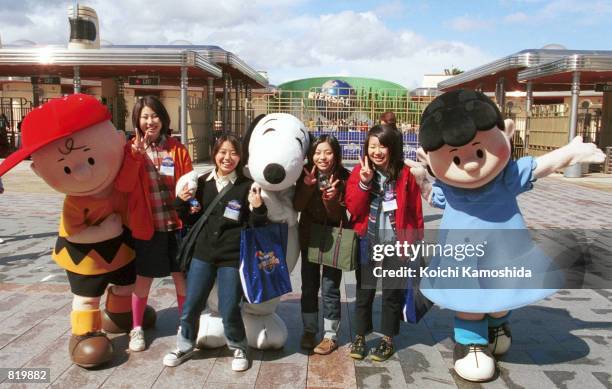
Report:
300,331,317,350
370,338,395,362
488,323,512,356
453,343,495,382
349,335,366,360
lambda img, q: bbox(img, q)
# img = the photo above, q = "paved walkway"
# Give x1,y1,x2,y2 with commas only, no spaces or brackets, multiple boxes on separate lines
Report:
0,160,611,388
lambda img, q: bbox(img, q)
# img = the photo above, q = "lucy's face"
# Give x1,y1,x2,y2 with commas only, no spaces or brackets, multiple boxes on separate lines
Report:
426,128,511,189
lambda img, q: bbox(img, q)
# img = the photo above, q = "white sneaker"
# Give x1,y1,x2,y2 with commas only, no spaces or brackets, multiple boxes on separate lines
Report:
231,349,249,372
129,327,146,352
163,348,194,367
453,343,495,382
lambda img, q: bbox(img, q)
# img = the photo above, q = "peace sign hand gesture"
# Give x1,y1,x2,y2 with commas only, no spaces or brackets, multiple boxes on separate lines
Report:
321,174,340,201
131,130,146,155
303,166,317,186
359,156,374,185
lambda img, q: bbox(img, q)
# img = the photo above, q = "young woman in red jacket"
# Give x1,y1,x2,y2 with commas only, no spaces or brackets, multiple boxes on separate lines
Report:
128,96,193,352
345,124,423,361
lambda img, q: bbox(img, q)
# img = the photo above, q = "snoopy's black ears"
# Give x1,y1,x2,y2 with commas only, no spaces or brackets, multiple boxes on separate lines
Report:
242,114,266,166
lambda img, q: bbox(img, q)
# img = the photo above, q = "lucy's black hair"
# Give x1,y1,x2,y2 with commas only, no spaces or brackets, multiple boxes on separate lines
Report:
419,89,504,152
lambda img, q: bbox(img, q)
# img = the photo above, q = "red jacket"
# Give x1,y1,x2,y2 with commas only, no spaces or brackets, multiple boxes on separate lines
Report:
345,165,424,243
116,137,193,240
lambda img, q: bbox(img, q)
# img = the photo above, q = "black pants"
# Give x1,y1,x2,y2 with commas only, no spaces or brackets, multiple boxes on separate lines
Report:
354,260,404,337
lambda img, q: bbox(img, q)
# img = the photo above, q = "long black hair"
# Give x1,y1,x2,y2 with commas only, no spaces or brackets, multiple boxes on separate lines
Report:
364,124,404,182
306,134,344,176
419,89,504,152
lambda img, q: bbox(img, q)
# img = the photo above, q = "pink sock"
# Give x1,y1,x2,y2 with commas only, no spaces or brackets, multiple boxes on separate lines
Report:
131,294,148,328
177,294,186,317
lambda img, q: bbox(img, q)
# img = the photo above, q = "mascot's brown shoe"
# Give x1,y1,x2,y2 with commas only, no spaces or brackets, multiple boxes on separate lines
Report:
102,305,157,333
69,332,113,368
102,289,157,333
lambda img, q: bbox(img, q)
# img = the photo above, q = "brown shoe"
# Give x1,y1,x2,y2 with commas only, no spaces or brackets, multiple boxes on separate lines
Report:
102,305,157,334
300,331,317,349
69,332,113,368
314,338,338,355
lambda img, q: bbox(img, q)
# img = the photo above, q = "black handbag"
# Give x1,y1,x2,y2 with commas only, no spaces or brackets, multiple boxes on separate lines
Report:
177,182,234,272
402,254,433,323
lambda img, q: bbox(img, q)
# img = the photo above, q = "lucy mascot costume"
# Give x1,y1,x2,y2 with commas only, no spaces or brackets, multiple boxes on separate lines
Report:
412,90,605,382
179,113,308,349
0,94,155,368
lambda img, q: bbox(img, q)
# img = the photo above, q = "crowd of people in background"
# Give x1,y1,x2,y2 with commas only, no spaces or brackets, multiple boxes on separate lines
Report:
306,116,419,134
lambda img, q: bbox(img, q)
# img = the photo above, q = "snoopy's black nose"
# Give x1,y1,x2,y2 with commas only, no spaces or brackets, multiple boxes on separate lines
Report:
263,163,286,184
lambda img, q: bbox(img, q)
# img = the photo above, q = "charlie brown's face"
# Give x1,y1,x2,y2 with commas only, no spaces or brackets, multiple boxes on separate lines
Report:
31,121,125,196
426,126,512,189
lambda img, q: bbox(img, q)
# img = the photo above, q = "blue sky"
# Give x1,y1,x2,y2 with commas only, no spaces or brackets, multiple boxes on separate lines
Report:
298,0,611,52
1,0,610,87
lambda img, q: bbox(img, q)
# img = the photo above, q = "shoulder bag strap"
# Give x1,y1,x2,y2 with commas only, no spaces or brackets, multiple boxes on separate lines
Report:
177,181,235,266
192,181,235,236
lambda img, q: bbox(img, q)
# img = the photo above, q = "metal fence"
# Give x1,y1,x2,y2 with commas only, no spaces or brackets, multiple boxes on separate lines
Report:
0,97,33,156
250,88,433,133
244,87,430,162
514,104,604,157
506,103,606,172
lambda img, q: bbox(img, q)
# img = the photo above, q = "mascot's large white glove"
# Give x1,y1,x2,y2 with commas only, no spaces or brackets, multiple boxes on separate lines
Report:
175,170,198,197
197,113,309,350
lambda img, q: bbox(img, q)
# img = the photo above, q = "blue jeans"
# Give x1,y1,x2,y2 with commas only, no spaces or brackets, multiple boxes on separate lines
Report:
178,258,247,352
301,249,342,339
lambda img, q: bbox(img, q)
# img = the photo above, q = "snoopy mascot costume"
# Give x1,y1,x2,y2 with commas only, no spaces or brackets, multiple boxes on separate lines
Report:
182,113,309,349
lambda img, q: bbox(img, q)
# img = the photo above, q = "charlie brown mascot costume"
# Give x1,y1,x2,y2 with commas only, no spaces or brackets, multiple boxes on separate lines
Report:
0,94,155,368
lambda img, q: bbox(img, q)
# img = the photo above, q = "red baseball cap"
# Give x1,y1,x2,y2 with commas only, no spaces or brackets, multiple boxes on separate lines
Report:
0,93,112,177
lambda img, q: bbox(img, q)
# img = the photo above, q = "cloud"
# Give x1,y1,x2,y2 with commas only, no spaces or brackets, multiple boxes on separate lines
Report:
373,0,407,19
504,12,529,23
502,0,612,25
447,16,491,32
0,1,492,88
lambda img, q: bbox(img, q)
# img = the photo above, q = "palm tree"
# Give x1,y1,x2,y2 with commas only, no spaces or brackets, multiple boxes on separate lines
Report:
444,68,464,75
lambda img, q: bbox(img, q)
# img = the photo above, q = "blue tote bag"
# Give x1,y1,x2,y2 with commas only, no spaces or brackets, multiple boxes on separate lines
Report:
239,223,292,304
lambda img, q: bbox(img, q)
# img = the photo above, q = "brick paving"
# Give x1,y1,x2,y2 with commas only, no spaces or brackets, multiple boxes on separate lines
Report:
0,160,611,388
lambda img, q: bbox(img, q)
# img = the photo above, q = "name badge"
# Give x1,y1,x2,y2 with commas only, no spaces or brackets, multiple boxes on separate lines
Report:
159,157,175,176
382,198,398,212
382,190,397,212
223,200,242,221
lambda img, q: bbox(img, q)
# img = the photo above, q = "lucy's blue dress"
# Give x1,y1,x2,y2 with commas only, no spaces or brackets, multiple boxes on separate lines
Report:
420,157,563,313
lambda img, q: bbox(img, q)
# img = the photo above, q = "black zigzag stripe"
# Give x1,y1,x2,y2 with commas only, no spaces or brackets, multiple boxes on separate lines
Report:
54,229,130,266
